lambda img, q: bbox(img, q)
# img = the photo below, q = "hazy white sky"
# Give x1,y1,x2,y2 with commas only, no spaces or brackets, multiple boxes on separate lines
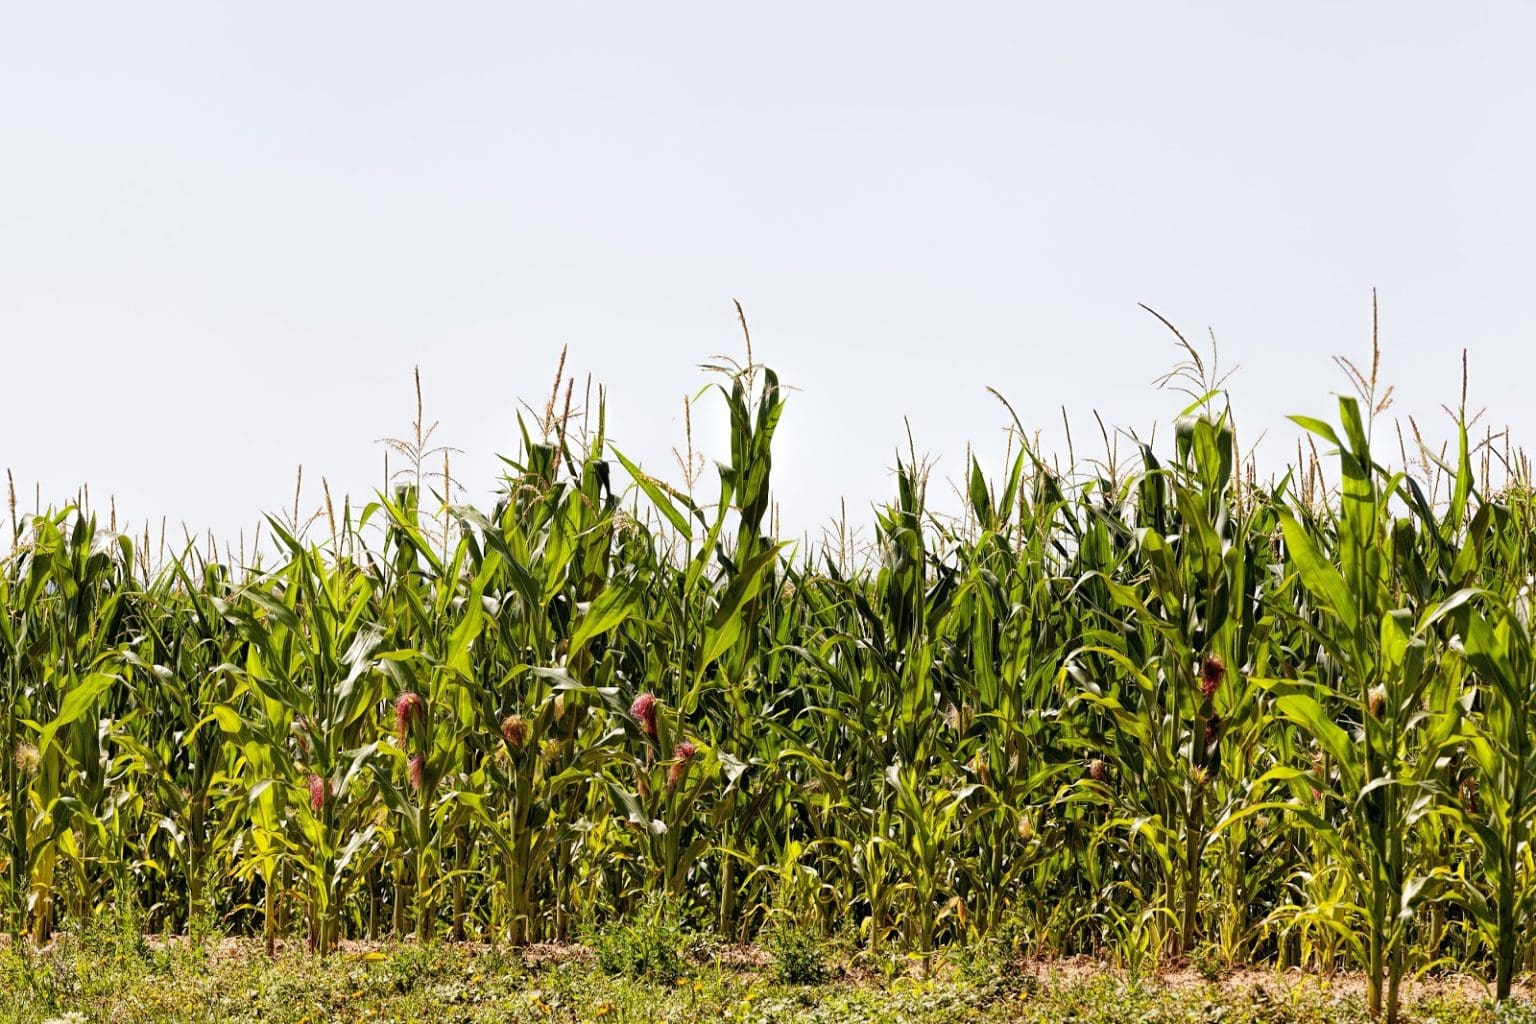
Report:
3,3,1533,547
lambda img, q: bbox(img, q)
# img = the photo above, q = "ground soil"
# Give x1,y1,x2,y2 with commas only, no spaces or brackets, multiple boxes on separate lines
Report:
3,932,1528,1001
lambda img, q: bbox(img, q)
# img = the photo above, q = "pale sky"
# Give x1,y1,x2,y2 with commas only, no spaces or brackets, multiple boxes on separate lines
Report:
3,4,1533,550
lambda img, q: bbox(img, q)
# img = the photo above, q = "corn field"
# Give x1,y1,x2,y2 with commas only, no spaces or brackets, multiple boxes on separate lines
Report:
4,324,1536,1022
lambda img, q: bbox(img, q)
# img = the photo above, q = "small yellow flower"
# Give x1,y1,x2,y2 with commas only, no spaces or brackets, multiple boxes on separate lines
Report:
363,951,387,963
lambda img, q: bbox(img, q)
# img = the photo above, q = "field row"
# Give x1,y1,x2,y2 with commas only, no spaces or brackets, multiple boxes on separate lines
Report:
4,353,1535,1022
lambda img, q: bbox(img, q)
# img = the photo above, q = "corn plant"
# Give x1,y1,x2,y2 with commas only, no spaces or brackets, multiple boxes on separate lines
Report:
2,312,1535,1009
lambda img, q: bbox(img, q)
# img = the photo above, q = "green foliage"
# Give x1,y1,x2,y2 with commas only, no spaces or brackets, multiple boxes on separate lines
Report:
947,923,1037,1006
382,940,456,993
1190,941,1229,983
765,920,829,985
1496,1001,1536,1024
0,938,1521,1024
3,321,1536,1015
588,894,688,983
